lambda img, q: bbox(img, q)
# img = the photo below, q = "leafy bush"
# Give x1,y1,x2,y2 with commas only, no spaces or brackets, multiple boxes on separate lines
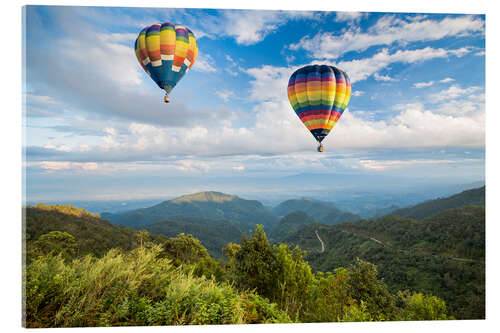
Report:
25,245,290,327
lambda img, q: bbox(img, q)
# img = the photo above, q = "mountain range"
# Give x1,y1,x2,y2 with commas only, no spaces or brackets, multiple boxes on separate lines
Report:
101,191,279,228
25,185,485,319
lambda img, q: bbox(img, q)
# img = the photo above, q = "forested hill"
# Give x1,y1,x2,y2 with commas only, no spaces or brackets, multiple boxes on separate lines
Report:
282,205,485,319
145,216,255,259
101,191,278,228
272,197,361,225
269,211,317,241
25,204,166,259
391,186,485,220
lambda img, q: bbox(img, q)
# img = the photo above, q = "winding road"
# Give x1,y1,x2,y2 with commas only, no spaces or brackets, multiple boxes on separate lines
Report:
315,230,325,253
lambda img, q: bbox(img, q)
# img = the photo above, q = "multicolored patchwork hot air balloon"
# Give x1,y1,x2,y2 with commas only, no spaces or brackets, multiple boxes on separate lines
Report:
134,22,198,103
287,65,351,152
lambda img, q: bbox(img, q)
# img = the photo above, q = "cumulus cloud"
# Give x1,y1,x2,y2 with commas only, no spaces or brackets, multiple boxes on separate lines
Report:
289,14,484,59
220,10,317,45
335,47,473,83
414,81,434,88
374,73,396,82
439,77,455,83
192,52,217,73
358,159,456,171
430,84,482,102
335,12,367,23
216,89,235,102
37,161,99,172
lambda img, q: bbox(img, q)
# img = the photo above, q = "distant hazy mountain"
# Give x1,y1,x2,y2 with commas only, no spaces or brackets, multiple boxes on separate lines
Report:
269,211,316,241
272,197,360,225
102,191,278,228
391,186,485,220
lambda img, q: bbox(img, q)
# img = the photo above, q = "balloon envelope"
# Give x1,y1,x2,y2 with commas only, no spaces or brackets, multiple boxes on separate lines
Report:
134,23,198,95
287,65,351,144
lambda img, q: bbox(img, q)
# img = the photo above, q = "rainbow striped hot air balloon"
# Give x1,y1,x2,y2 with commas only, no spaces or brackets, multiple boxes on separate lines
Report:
287,65,351,152
134,22,198,103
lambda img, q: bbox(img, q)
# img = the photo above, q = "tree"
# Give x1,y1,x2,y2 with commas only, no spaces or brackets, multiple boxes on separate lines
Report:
398,291,449,320
29,231,77,261
137,230,150,249
233,225,282,299
162,233,210,265
345,258,397,321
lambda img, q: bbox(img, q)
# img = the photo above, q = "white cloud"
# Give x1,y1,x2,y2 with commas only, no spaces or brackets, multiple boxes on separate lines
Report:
96,32,137,45
358,159,456,171
193,53,217,73
38,161,99,172
439,77,455,83
414,81,435,88
43,143,71,152
335,47,472,83
60,33,142,86
216,89,235,102
25,94,57,105
374,73,396,82
352,91,365,96
221,10,316,45
430,84,482,102
289,14,484,59
335,12,366,23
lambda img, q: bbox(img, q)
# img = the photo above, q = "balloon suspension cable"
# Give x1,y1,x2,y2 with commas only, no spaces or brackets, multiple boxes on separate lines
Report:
163,92,170,103
317,142,324,153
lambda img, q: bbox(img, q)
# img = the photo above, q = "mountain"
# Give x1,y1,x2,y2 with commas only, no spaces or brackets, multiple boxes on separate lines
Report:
145,216,254,259
102,191,278,228
282,205,485,319
269,211,316,241
391,186,485,220
25,205,166,258
272,197,360,225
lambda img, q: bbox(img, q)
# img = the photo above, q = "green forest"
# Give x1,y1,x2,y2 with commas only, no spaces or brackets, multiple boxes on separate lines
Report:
23,187,485,327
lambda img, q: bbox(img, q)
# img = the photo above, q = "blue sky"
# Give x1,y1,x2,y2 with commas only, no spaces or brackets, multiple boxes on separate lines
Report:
23,5,485,201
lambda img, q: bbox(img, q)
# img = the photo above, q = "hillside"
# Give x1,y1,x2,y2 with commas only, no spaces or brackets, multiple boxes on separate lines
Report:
282,205,485,319
24,205,166,258
102,191,278,228
391,186,485,220
145,216,254,259
272,197,360,225
269,211,317,241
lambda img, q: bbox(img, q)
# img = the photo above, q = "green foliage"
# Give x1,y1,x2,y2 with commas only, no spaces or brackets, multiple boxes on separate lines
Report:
274,244,314,318
344,259,397,320
24,199,465,327
28,203,101,219
146,216,253,258
398,291,449,320
25,245,290,327
283,206,485,319
24,206,166,260
161,233,224,281
28,231,77,261
233,225,282,298
269,211,316,241
162,233,210,265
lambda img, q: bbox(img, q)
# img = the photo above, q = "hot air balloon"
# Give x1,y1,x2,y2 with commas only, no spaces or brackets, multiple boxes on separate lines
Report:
287,65,351,152
134,22,198,103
